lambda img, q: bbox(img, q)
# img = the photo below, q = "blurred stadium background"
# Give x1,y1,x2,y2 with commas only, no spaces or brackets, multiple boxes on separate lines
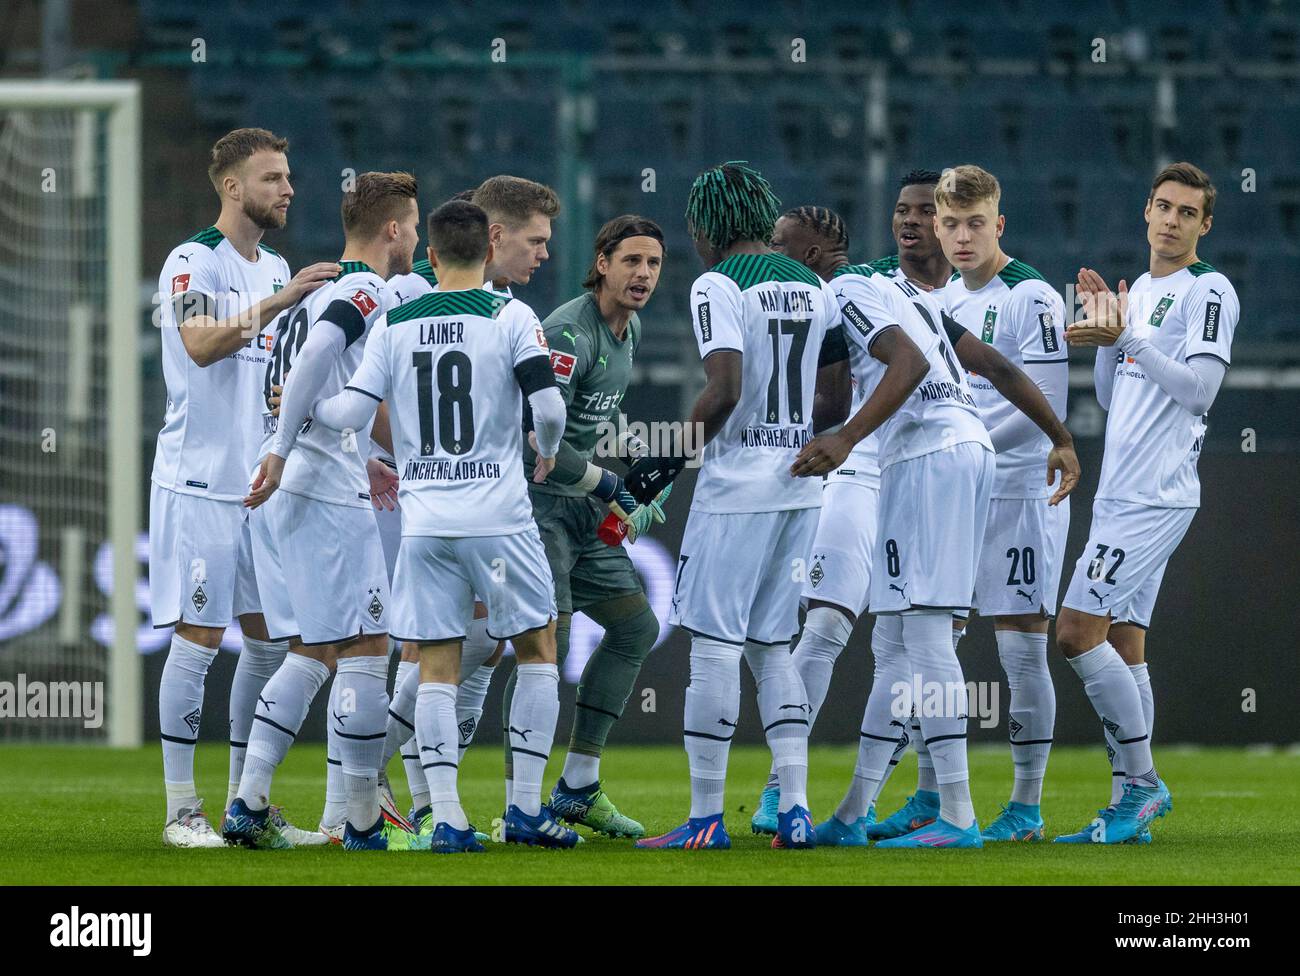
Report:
0,0,1296,752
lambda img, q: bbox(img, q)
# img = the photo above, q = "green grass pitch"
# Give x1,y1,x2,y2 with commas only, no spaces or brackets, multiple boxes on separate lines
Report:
2,744,1297,885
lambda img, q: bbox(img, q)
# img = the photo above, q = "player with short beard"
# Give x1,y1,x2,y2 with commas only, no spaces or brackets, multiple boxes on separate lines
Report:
151,128,339,847
230,172,421,851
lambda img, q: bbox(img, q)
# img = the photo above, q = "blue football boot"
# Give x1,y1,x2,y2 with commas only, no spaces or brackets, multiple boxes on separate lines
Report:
501,804,581,849
875,817,983,848
429,821,486,854
813,808,875,847
751,784,779,835
981,802,1045,842
865,790,940,840
222,797,292,850
772,805,817,849
634,813,731,850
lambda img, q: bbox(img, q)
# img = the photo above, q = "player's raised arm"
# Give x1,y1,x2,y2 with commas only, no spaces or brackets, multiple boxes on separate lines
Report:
949,313,1079,503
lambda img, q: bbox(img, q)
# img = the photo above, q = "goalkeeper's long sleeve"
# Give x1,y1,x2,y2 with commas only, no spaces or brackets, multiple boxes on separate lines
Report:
268,321,346,457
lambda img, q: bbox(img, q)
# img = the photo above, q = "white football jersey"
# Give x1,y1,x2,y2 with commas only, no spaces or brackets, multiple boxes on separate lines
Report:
831,264,990,470
1097,261,1238,508
943,258,1068,498
151,226,289,501
266,262,393,508
688,253,842,514
344,288,549,536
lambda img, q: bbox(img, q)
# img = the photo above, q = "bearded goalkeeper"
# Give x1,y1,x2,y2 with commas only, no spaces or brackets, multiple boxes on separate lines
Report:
507,215,669,838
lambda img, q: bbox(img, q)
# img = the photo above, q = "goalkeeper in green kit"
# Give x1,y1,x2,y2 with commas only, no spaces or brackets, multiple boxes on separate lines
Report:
506,215,670,837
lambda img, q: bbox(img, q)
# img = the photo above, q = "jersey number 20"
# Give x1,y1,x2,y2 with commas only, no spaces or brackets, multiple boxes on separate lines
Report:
412,350,475,455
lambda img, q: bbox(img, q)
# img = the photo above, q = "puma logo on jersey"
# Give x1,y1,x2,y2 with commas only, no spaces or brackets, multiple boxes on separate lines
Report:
1088,587,1108,607
178,252,191,262
1016,587,1037,604
889,582,909,600
1208,288,1224,300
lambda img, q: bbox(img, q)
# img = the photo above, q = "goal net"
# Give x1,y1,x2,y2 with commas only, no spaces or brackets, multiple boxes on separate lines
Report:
0,81,141,746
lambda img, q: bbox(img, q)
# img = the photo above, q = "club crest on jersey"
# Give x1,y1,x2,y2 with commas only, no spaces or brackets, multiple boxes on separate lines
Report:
981,307,997,343
1148,295,1175,328
171,273,191,295
1038,311,1059,353
550,350,577,384
1202,301,1221,342
349,289,378,316
697,301,712,342
841,300,874,337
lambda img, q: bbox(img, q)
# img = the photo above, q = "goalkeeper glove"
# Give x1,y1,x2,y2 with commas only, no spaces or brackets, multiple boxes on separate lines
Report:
624,454,687,505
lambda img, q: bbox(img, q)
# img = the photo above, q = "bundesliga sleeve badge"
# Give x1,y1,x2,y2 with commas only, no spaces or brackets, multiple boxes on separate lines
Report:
349,289,378,315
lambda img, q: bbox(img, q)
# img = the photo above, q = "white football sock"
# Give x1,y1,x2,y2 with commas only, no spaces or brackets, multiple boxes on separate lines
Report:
767,606,853,789
842,618,911,822
239,654,324,815
415,682,467,830
1068,642,1155,787
333,655,391,831
159,633,217,820
1107,661,1154,805
456,665,495,753
381,661,418,773
237,652,330,810
906,624,961,797
561,751,600,789
744,641,809,813
996,630,1054,806
323,714,347,826
906,611,973,828
684,638,741,819
226,636,287,808
508,663,559,816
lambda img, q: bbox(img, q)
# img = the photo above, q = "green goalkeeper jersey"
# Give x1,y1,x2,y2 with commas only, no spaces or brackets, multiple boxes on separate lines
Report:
525,292,641,497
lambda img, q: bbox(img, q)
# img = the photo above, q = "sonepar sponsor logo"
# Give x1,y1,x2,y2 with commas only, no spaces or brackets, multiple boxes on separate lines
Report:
49,906,151,956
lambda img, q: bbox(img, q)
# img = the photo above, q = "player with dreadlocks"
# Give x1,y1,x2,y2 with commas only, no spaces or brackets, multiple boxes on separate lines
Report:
628,163,849,850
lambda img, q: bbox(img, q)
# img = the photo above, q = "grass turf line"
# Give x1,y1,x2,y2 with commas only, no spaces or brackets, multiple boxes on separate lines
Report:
0,744,1296,885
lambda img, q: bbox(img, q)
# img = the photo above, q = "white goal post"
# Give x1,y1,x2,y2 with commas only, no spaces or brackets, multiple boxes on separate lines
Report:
0,81,141,747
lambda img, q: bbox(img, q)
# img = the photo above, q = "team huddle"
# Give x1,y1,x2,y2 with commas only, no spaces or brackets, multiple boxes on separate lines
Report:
150,126,1238,853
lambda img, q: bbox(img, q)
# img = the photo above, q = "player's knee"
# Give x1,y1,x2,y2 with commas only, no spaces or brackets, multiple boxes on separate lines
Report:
604,604,659,664
1055,613,1100,658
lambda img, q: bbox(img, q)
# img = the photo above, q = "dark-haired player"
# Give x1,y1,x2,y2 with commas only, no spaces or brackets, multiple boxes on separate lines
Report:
309,200,577,851
377,178,560,835
510,215,669,837
1054,162,1236,844
869,169,953,291
151,128,340,847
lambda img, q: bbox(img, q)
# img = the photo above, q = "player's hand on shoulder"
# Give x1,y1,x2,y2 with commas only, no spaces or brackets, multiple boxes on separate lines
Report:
266,383,283,417
1046,442,1081,506
790,431,852,478
281,262,342,303
244,453,286,509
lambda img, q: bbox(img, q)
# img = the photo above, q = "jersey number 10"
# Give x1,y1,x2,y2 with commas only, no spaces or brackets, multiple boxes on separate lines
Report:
412,350,476,456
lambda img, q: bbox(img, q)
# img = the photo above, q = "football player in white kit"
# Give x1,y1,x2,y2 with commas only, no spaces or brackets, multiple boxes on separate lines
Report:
938,165,1070,842
309,200,578,852
151,128,340,847
787,218,1080,848
227,173,421,850
1054,162,1237,845
376,177,561,833
744,205,877,836
627,163,846,851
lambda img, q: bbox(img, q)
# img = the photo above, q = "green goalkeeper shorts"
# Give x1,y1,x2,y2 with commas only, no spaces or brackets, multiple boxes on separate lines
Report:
528,488,644,615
